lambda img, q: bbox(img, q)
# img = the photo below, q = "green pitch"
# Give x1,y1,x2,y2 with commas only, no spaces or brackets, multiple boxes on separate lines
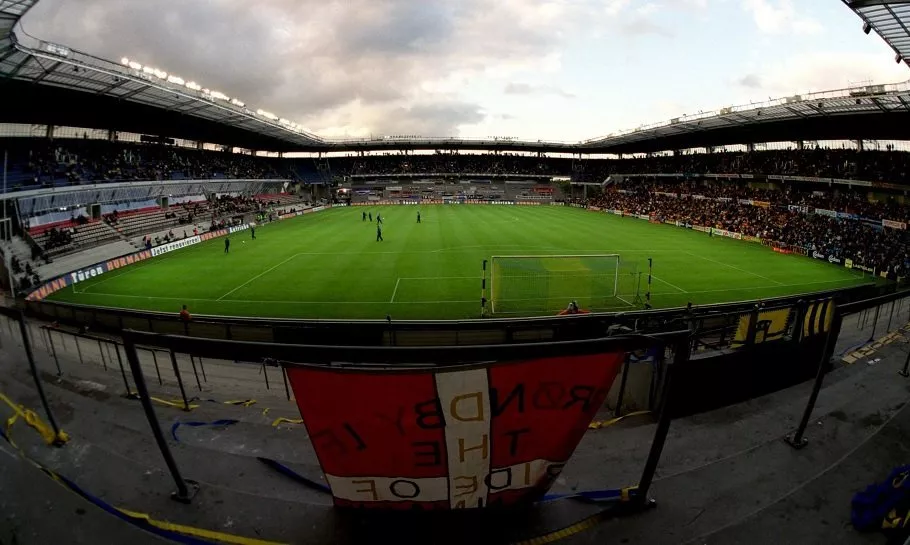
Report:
46,205,874,320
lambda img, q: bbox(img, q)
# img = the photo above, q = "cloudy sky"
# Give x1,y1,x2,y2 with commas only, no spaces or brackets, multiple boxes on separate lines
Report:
20,0,910,141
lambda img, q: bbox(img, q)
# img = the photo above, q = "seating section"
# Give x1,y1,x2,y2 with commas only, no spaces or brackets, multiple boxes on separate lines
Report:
108,203,212,238
33,222,121,258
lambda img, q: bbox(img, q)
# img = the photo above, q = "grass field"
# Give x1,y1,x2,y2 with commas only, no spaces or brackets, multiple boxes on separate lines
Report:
45,205,875,320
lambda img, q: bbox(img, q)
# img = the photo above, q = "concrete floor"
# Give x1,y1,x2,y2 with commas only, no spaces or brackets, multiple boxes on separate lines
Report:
1,312,908,545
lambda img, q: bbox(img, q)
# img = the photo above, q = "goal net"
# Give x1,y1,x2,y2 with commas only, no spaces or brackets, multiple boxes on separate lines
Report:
489,254,642,315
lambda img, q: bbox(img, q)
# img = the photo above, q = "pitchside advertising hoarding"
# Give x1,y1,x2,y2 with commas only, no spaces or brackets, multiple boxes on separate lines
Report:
27,205,334,302
286,351,626,509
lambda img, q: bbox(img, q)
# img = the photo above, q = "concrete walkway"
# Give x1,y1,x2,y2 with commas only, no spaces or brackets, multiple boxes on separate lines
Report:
1,312,909,544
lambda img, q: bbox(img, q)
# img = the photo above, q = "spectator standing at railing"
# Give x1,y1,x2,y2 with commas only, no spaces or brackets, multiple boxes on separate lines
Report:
179,305,191,323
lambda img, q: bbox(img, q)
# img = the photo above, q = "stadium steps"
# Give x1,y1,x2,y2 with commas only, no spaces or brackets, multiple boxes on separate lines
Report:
3,321,910,544
34,240,138,280
99,219,140,248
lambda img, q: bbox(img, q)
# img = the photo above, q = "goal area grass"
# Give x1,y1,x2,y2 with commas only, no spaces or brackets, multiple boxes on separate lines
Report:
45,205,875,320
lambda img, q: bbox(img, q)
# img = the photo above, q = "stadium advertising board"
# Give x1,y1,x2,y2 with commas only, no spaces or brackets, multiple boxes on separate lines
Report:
743,235,763,244
586,206,602,212
151,235,202,257
788,205,810,214
27,250,153,301
713,229,743,240
814,208,837,218
637,215,650,221
27,225,252,301
883,219,907,230
811,251,843,265
286,351,625,509
752,200,770,208
738,199,753,206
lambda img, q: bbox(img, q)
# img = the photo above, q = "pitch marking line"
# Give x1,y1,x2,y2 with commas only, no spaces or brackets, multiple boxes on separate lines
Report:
390,278,401,303
79,276,866,306
217,254,301,301
685,252,784,285
651,275,688,293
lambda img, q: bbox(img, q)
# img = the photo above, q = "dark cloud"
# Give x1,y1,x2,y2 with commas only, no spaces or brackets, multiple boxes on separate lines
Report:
21,0,574,136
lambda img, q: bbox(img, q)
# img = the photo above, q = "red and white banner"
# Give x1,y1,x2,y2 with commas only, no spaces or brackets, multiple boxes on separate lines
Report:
287,352,625,510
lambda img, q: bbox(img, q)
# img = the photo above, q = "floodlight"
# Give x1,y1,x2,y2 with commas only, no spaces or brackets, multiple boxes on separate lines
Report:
120,57,129,65
167,75,185,85
128,61,142,70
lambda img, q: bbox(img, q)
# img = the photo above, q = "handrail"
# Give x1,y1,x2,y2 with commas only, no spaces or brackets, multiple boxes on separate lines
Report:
121,328,687,367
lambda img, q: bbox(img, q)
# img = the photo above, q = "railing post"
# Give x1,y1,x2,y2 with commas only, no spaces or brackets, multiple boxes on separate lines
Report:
97,340,108,371
281,363,291,401
868,304,880,343
614,355,631,418
150,349,163,386
197,356,207,383
786,313,843,449
17,313,66,447
113,343,136,399
188,355,202,391
887,300,896,333
47,329,62,376
122,333,198,503
261,361,271,390
168,350,192,412
635,335,687,507
74,335,84,365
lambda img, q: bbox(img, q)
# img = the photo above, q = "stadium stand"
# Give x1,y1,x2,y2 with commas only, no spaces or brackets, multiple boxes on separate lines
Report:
0,139,333,191
586,180,910,279
329,148,910,184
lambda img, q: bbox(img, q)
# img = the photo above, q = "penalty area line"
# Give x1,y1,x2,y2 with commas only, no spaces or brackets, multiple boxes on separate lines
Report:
651,275,688,293
217,253,301,301
390,278,401,303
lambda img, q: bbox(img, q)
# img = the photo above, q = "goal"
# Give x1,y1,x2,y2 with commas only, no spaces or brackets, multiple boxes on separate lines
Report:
488,254,642,315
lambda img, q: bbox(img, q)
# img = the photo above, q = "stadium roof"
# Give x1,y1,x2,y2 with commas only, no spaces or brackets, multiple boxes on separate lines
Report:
844,0,910,67
1,0,910,155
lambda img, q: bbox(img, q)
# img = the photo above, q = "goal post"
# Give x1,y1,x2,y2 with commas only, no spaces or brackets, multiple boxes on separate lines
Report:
489,254,642,315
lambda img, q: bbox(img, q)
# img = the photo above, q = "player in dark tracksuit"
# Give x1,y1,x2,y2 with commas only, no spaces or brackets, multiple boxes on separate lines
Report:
224,237,230,253
251,226,256,240
417,211,421,224
376,224,383,242
369,212,373,222
362,211,367,221
377,213,383,225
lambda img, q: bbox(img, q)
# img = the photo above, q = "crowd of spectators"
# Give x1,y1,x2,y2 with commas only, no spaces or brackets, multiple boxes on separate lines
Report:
13,140,287,188
586,181,910,278
41,226,75,252
329,148,910,185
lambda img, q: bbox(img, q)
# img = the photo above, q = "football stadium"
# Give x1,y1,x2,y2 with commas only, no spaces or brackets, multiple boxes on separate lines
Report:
6,1,910,544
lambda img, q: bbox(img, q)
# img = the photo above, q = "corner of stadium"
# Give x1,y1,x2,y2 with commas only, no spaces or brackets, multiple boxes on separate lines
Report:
4,1,910,544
